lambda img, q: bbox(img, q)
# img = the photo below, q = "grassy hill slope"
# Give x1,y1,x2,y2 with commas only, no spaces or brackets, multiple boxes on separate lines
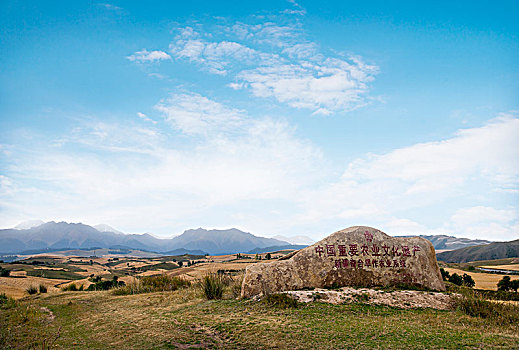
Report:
2,287,518,349
437,239,519,263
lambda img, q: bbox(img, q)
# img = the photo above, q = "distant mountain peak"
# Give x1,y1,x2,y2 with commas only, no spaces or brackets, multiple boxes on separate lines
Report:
94,224,123,235
14,219,45,230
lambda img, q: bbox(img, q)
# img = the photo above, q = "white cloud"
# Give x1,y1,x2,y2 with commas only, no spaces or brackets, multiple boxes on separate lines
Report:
166,21,378,114
0,94,324,235
127,49,171,63
98,3,122,11
294,115,519,239
237,57,377,114
137,112,157,124
155,93,247,135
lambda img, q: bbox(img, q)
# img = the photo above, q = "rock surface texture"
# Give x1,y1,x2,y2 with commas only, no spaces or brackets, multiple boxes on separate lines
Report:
286,288,454,310
241,226,445,298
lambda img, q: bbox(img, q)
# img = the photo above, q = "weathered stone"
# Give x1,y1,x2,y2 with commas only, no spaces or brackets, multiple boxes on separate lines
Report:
241,226,445,298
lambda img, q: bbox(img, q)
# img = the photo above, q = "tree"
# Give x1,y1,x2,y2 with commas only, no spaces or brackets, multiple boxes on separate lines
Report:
265,253,272,260
178,261,183,267
0,267,10,277
510,280,519,292
448,273,463,286
462,273,475,288
497,276,512,291
440,268,450,281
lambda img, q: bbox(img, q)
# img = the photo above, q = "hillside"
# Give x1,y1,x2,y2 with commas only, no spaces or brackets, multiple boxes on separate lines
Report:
1,284,518,349
400,234,491,251
437,239,519,263
0,222,290,255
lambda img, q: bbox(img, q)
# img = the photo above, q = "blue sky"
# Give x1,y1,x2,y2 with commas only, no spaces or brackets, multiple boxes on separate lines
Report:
1,0,518,240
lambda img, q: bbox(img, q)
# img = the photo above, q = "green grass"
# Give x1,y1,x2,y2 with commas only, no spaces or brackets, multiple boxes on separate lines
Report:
2,262,86,280
135,262,180,272
27,269,85,280
263,293,299,308
1,285,518,349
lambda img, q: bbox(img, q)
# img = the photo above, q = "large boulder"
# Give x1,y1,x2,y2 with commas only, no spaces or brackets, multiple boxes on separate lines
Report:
241,226,445,298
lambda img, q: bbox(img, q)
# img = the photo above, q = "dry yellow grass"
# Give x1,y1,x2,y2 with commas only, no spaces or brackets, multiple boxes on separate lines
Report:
444,267,519,290
0,276,68,299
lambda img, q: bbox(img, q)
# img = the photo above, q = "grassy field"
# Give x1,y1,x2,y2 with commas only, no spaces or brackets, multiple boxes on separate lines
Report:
1,284,518,350
444,267,519,290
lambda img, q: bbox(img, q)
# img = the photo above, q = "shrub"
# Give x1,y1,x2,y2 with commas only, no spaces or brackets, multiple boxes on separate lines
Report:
453,291,519,326
497,276,511,291
202,273,224,300
462,273,475,288
86,279,123,291
467,265,476,271
112,275,190,295
263,293,299,308
0,267,10,277
26,286,38,295
61,283,83,291
39,284,47,293
511,280,519,293
141,275,189,292
0,293,16,309
440,268,449,281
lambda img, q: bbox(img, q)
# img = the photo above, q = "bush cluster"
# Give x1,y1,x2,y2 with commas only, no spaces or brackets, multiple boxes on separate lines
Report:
440,269,475,288
202,273,225,300
0,267,10,277
26,286,38,295
497,276,519,292
0,293,16,309
61,283,84,291
112,275,190,295
453,291,519,326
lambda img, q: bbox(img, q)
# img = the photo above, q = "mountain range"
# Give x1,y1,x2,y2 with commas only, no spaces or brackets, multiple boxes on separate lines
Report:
409,235,492,251
1,221,499,257
436,239,519,263
0,221,298,255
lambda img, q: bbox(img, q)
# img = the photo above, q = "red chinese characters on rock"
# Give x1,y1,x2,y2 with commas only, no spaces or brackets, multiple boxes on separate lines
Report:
315,241,422,270
338,244,348,257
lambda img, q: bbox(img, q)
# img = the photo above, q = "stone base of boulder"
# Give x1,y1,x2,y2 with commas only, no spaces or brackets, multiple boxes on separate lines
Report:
282,287,455,310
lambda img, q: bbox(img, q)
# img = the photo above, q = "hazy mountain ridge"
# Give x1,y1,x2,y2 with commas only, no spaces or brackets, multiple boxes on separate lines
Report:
436,239,519,263
0,221,292,255
399,234,491,251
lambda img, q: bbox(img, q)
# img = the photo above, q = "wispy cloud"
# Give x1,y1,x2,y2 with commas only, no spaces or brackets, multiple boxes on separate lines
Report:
283,0,307,15
137,112,157,124
166,20,378,115
294,114,519,239
127,49,171,63
98,3,122,11
0,93,323,233
155,93,246,135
